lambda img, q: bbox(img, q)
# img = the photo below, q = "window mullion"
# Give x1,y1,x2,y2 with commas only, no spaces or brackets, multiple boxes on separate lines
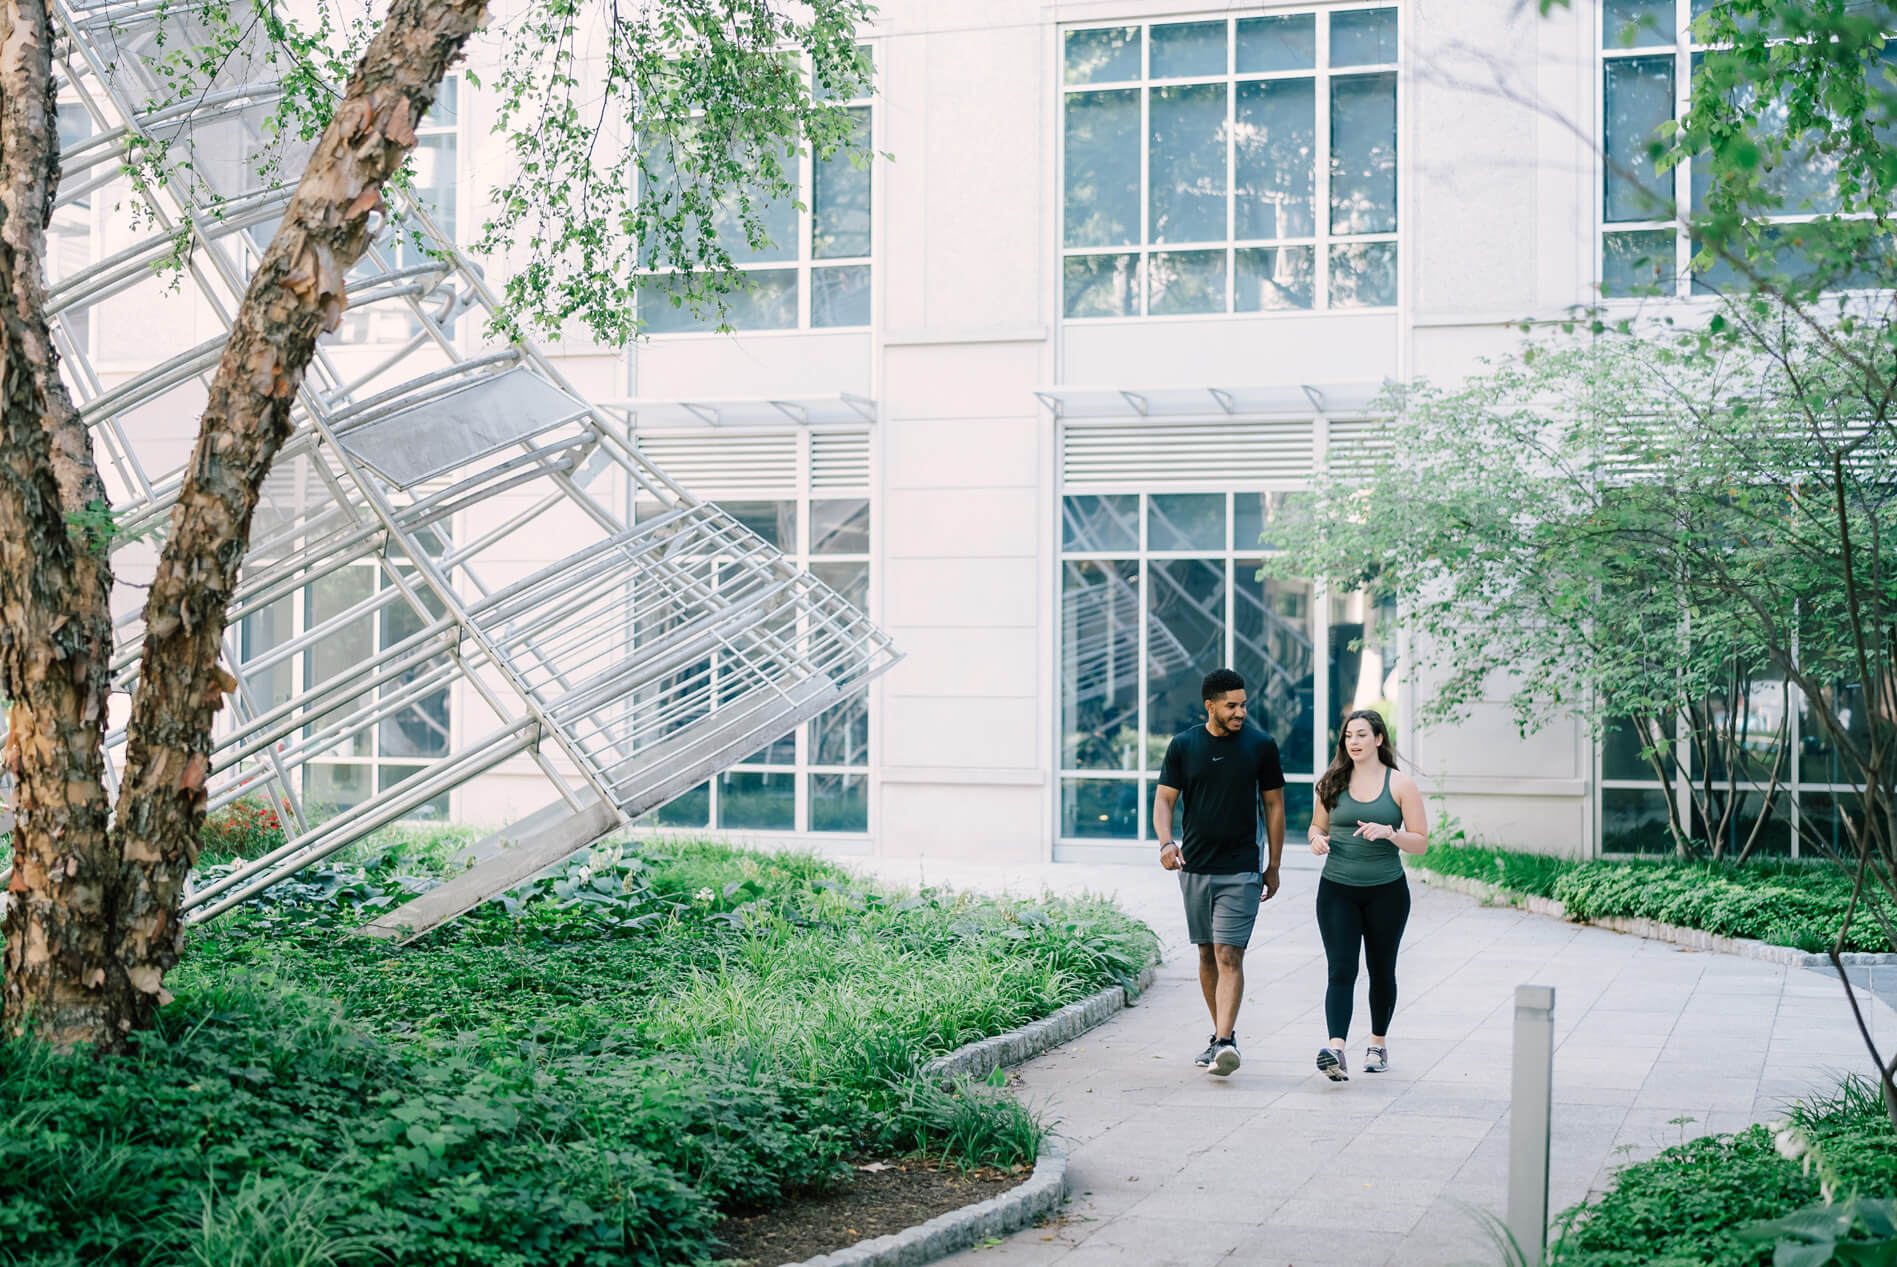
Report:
1315,16,1332,310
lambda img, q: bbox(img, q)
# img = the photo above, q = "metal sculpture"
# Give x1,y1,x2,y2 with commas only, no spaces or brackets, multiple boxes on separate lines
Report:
41,0,896,939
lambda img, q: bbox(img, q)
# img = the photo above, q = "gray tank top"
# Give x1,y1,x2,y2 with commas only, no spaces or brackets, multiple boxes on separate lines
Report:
1323,766,1407,887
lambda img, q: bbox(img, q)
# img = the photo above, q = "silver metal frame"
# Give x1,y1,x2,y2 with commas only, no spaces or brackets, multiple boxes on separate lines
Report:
42,0,898,928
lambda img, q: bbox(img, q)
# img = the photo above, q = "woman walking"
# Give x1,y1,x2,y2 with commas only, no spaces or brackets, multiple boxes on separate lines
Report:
1307,709,1429,1081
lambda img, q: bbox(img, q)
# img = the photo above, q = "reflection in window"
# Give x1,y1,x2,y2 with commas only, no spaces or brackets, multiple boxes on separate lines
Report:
1063,9,1397,318
1062,560,1140,770
1057,493,1329,842
640,56,875,332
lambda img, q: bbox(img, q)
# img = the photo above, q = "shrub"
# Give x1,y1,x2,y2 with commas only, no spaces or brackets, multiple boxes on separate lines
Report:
197,798,288,864
1410,843,1896,952
1551,1076,1897,1267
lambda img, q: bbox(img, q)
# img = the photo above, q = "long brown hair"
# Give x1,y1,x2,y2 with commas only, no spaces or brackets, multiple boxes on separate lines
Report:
1315,709,1399,810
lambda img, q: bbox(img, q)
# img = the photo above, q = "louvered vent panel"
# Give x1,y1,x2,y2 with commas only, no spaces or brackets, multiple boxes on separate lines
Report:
1324,419,1396,478
811,431,871,490
1062,421,1316,488
635,433,798,495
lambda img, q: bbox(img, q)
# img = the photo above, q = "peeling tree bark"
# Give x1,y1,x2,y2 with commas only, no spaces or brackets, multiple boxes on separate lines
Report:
0,0,121,1046
104,0,489,1038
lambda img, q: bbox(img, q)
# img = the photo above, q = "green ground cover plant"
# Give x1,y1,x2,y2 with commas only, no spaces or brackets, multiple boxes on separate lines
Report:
0,834,1156,1266
1409,843,1896,953
1550,1077,1897,1267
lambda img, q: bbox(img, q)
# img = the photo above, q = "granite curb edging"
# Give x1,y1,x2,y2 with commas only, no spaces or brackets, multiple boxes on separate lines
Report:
920,961,1159,1084
774,962,1157,1267
1413,867,1897,967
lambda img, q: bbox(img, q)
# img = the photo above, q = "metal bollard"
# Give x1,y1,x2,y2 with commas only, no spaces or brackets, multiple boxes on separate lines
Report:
1508,984,1556,1265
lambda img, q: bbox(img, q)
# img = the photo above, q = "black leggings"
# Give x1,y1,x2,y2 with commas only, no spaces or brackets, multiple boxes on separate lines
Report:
1315,876,1411,1040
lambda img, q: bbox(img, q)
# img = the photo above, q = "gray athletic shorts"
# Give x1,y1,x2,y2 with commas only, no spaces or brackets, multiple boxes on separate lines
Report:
1179,870,1264,947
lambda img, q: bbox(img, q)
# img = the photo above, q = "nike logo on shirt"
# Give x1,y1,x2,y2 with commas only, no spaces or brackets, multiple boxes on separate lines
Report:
1212,756,1224,762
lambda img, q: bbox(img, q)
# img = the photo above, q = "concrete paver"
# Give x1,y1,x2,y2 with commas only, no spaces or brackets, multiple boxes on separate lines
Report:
853,852,1897,1267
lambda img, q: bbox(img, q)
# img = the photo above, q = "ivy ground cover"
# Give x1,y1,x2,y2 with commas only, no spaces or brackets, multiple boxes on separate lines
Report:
0,836,1158,1266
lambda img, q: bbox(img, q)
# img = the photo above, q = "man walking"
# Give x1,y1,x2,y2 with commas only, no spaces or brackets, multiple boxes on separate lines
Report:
1155,667,1286,1076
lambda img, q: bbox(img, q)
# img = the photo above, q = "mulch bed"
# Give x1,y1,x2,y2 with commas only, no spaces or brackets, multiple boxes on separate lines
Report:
716,1156,1032,1266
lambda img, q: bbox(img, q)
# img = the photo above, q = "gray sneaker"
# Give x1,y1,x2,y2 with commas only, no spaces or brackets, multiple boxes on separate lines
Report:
1316,1046,1348,1081
1210,1038,1241,1077
1363,1045,1389,1073
1193,1035,1219,1068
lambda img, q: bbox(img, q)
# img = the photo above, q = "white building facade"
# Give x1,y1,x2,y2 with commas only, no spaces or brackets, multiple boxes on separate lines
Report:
67,0,1807,865
464,0,1746,866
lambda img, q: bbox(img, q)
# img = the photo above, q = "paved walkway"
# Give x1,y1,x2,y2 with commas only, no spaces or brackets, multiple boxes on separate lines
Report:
855,852,1896,1267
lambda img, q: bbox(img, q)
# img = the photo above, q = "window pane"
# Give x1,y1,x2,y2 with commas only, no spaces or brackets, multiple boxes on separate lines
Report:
1061,778,1139,839
379,588,451,758
1604,0,1673,48
639,269,799,333
718,769,795,831
1236,78,1316,240
1280,781,1315,839
1236,14,1314,73
1148,493,1224,550
1235,566,1315,776
1801,791,1862,858
812,499,871,554
1146,558,1228,765
1330,73,1397,234
239,596,295,713
713,149,799,266
1064,89,1142,247
812,265,872,327
410,135,456,241
813,695,869,766
1062,559,1140,771
1603,56,1674,222
1062,493,1140,552
1328,588,1396,749
1065,27,1140,85
1603,228,1676,296
814,108,872,258
1236,245,1314,310
1694,679,1791,785
426,77,458,127
1329,240,1397,307
1601,715,1672,781
1234,492,1299,552
718,500,797,550
650,780,710,828
810,772,868,832
1151,20,1225,79
305,763,370,818
1149,83,1227,243
1330,8,1397,67
1602,786,1676,854
377,765,450,821
1690,790,1792,858
1800,681,1874,787
812,559,869,609
1064,253,1139,317
305,569,375,757
1148,249,1227,315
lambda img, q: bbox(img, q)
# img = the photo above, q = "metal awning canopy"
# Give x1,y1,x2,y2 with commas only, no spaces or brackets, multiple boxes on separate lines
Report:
1033,381,1391,420
603,392,877,428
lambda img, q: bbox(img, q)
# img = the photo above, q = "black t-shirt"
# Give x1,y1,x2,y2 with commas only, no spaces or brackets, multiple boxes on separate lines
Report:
1158,723,1287,874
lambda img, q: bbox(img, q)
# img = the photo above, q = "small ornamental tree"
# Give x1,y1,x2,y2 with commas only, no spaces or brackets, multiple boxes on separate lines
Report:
1271,304,1897,1120
0,0,874,1050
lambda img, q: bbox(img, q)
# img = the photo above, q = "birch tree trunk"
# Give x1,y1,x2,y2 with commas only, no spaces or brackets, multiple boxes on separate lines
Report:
0,0,123,1045
0,0,486,1047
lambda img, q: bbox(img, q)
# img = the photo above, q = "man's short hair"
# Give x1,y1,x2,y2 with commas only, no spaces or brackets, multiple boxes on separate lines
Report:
1202,667,1245,701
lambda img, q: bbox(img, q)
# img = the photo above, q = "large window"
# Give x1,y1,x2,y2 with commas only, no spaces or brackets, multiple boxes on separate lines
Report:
639,60,874,334
642,483,873,834
1599,1,1844,297
1061,7,1399,320
237,505,455,825
1056,491,1398,846
1599,679,1865,859
338,78,460,344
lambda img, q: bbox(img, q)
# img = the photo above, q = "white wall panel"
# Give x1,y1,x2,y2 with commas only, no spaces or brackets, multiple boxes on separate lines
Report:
882,627,1041,698
1062,314,1400,387
885,487,1037,558
877,783,1044,860
883,697,1039,769
885,416,1040,489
